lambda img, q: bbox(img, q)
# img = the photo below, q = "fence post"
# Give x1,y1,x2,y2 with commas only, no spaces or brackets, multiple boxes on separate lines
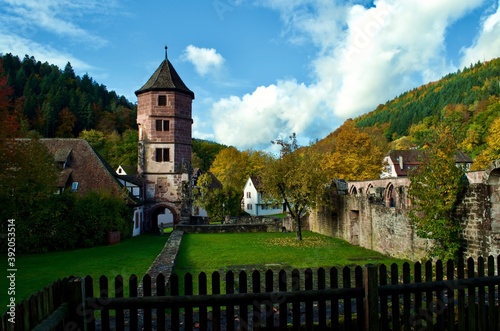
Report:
364,264,379,331
66,277,85,330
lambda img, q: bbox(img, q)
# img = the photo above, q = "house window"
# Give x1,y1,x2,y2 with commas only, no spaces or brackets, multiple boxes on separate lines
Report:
246,192,251,198
71,182,79,192
247,204,252,210
155,120,170,131
155,148,170,162
135,212,139,229
158,95,167,106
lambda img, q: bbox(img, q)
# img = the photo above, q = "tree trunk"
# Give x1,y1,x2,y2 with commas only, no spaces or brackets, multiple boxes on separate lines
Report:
295,215,302,240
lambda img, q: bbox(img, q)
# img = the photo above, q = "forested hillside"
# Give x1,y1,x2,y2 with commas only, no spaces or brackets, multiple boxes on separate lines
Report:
1,53,137,137
0,53,141,168
192,138,228,172
355,58,500,163
315,58,500,171
2,53,499,172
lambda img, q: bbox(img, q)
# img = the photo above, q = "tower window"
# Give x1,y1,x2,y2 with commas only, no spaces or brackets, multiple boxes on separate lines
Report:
158,95,167,106
155,148,170,162
155,120,170,131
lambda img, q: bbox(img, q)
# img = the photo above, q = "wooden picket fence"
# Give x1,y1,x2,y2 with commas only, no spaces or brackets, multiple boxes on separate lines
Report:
2,256,500,331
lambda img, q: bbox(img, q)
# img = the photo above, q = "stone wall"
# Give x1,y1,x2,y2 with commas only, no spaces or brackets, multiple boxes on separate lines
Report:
309,191,428,261
144,229,184,295
308,164,500,261
175,223,283,233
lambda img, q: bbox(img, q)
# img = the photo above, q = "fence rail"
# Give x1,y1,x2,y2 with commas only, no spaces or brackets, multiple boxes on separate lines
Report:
2,256,500,330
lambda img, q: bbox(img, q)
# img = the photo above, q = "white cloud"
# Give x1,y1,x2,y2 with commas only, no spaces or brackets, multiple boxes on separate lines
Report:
460,0,500,67
211,0,485,150
212,79,330,150
182,45,225,77
0,0,110,47
0,32,94,73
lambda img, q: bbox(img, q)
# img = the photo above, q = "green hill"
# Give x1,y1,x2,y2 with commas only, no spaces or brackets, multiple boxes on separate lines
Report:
1,53,137,138
315,58,500,170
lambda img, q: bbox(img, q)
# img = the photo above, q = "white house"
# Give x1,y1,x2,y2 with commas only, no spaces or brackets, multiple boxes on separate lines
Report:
243,176,284,216
115,165,143,236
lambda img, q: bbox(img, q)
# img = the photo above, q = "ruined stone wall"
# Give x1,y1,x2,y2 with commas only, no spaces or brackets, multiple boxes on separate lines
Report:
459,182,500,258
309,192,428,261
308,167,500,261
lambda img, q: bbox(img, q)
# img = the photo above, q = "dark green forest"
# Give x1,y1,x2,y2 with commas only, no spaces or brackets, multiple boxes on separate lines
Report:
0,53,228,170
1,53,137,137
2,53,500,172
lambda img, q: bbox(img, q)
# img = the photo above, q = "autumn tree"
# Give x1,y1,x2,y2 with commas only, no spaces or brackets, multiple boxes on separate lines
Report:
206,147,272,217
261,133,327,240
0,138,59,251
407,126,466,260
322,120,384,181
193,172,228,222
55,107,77,137
210,147,250,190
470,116,500,170
0,59,21,138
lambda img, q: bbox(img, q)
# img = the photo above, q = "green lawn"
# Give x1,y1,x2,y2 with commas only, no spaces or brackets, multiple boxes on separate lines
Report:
0,234,168,313
176,231,407,273
1,230,410,314
174,231,410,293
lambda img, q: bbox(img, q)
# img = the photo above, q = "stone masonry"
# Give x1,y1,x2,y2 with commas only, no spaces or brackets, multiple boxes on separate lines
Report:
308,162,500,261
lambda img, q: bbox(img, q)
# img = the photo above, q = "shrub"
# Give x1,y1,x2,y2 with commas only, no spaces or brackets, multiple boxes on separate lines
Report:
7,190,132,253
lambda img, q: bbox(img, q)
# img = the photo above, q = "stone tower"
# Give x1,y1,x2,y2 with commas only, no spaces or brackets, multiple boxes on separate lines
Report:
135,47,195,232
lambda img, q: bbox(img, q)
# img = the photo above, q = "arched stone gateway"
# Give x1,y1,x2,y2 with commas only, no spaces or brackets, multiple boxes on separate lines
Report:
145,203,180,233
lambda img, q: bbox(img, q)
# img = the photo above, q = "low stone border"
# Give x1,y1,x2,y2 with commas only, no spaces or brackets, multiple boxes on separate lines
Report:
175,223,284,233
141,229,184,295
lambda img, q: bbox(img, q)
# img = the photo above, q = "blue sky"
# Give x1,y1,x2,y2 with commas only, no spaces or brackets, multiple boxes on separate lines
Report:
1,0,500,151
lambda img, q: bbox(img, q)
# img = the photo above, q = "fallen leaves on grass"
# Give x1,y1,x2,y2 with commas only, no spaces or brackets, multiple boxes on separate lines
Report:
265,236,331,248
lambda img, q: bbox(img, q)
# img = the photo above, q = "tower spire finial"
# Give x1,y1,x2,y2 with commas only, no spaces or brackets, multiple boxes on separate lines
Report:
165,46,168,60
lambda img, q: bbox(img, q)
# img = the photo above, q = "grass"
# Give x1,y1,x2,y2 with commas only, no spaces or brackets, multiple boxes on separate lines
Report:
174,231,410,293
1,230,410,314
176,231,407,273
0,234,168,313
162,226,174,234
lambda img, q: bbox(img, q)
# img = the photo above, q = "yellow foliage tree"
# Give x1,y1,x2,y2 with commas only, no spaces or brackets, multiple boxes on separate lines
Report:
209,147,250,191
471,117,500,170
323,120,384,181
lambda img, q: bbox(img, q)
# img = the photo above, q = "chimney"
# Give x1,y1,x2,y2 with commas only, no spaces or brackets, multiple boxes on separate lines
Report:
399,156,404,170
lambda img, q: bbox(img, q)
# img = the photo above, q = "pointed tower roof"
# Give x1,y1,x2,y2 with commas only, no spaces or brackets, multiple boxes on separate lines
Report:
135,47,195,99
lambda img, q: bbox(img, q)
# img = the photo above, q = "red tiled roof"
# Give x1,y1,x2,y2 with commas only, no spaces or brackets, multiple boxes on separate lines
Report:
40,138,125,196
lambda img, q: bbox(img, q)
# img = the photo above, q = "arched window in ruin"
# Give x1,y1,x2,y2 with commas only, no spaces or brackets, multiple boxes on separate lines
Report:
366,184,374,196
385,183,396,208
350,186,358,195
397,186,407,209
